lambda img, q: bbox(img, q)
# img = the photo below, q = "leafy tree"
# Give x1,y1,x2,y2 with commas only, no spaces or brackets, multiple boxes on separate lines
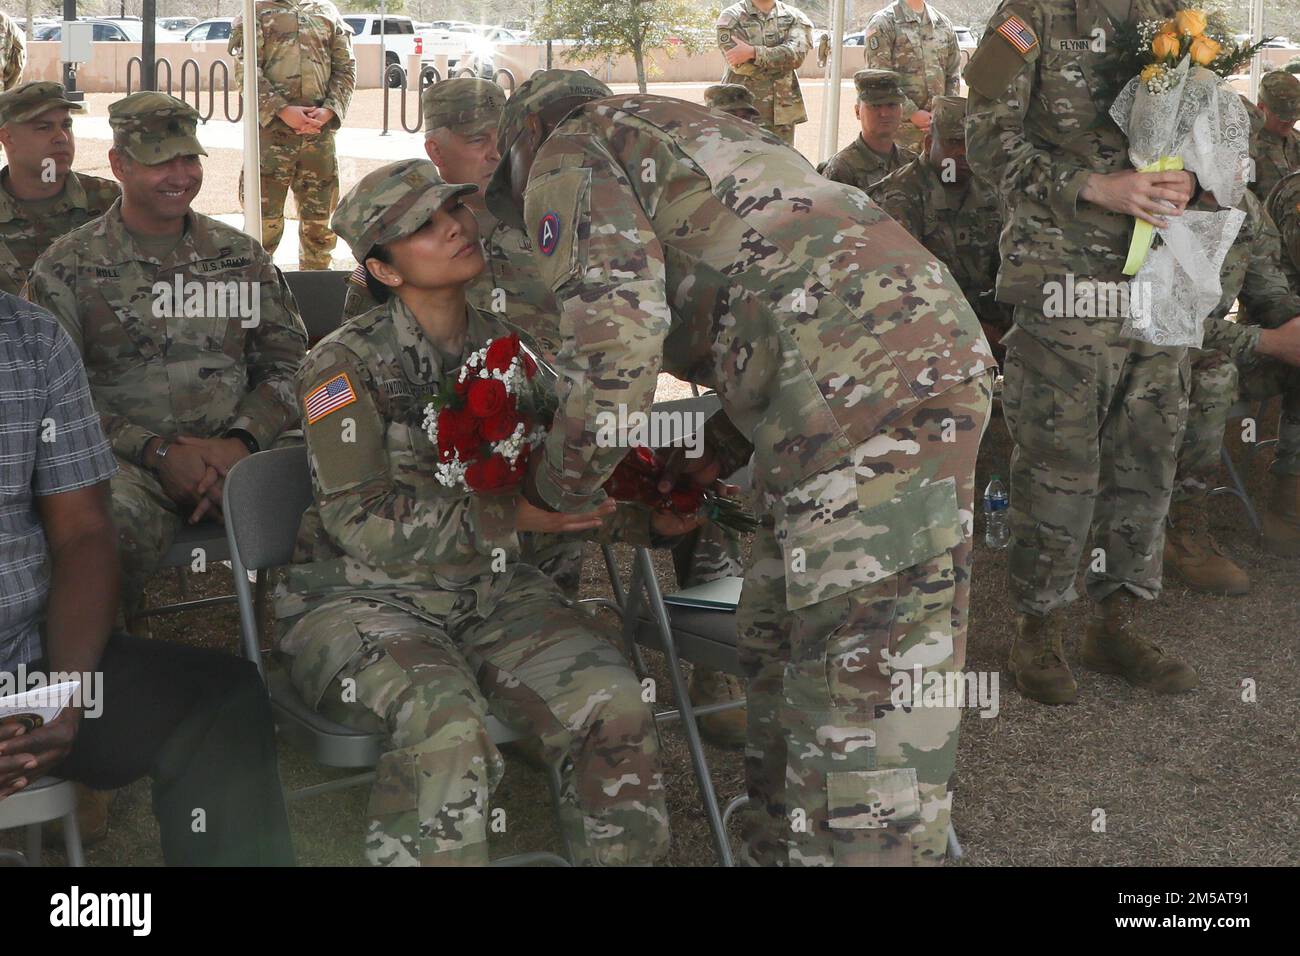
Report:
536,0,715,93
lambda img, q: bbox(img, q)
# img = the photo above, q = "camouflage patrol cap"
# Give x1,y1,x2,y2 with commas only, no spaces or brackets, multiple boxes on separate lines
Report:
331,158,477,259
108,91,207,164
854,68,905,105
423,77,506,137
0,81,85,127
1260,70,1300,122
929,96,967,140
703,83,760,121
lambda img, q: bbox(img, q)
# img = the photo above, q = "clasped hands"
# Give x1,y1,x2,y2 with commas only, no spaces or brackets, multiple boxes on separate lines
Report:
146,434,252,524
276,105,335,135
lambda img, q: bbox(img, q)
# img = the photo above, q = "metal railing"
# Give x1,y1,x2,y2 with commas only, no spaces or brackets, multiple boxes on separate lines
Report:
125,55,243,123
379,64,517,135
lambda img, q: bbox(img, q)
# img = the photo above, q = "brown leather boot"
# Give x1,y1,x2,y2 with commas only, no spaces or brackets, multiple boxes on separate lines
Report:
1163,497,1249,595
1080,593,1198,694
689,668,747,749
1262,473,1300,557
1006,613,1077,705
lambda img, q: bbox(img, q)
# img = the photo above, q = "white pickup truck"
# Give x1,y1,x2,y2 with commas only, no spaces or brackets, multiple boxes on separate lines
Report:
342,13,423,87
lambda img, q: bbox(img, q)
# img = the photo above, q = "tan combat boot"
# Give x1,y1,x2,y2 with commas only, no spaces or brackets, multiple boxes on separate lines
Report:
1261,473,1300,557
689,668,747,749
1006,613,1077,705
1163,497,1249,595
1080,592,1198,694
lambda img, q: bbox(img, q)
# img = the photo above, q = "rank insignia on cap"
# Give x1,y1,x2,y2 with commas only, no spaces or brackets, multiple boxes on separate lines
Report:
305,372,358,424
996,15,1038,56
538,211,561,256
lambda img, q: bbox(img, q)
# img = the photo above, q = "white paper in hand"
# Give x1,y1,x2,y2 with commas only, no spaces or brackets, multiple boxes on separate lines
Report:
0,680,80,732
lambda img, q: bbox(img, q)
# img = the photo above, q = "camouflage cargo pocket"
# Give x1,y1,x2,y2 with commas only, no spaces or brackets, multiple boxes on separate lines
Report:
1000,324,1097,468
826,767,921,829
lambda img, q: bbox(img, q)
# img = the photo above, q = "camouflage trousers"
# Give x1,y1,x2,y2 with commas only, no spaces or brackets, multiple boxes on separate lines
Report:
736,374,992,866
281,567,669,866
110,458,219,616
1174,348,1238,505
1001,309,1188,615
1238,354,1300,477
241,122,340,270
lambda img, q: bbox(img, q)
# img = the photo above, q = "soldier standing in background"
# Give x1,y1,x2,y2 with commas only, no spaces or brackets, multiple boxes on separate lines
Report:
820,69,916,190
965,0,1199,706
26,92,308,621
869,94,1012,356
488,70,992,866
716,0,813,145
865,0,960,153
0,82,119,296
230,0,355,269
1253,71,1300,204
0,11,24,91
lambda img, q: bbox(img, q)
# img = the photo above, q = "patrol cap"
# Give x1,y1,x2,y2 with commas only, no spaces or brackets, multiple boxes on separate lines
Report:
331,158,477,260
423,77,506,137
704,83,760,121
485,69,611,220
1260,70,1300,122
0,81,84,127
929,95,967,139
854,68,905,105
108,91,207,164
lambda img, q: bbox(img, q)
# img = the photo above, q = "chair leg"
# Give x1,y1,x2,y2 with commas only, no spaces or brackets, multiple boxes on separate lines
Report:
543,761,575,865
254,570,269,633
1220,445,1261,534
177,566,191,599
24,823,42,867
62,809,85,867
633,548,734,867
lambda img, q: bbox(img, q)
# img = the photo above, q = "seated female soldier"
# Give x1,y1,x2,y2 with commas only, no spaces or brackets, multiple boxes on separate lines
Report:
274,159,690,866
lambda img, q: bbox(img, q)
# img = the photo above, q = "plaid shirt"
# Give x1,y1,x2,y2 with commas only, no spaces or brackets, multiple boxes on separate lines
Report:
0,292,116,675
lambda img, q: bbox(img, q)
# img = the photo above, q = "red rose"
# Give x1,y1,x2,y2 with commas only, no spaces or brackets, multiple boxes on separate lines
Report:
670,488,703,514
453,375,471,398
522,351,538,377
438,407,480,459
485,334,520,373
465,452,515,491
467,378,508,418
480,403,519,442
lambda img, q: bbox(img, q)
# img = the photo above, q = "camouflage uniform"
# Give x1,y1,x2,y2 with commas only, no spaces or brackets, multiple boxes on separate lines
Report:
230,0,355,269
276,160,670,866
869,95,1013,345
966,1,1192,620
865,0,960,152
1252,71,1300,204
487,72,993,866
0,83,120,295
820,69,917,190
0,12,24,92
716,0,813,145
26,93,308,611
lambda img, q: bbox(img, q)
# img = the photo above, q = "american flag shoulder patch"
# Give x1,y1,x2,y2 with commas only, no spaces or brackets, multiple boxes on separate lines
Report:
304,372,358,424
996,15,1038,56
347,263,367,287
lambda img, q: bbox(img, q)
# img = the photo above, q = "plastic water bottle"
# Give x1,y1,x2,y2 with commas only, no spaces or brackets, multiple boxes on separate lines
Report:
983,475,1010,550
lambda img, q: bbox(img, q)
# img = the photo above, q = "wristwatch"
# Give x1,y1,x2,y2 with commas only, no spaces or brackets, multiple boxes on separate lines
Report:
223,428,260,455
148,439,171,474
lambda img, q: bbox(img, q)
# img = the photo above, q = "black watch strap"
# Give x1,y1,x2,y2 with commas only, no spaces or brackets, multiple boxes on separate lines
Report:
224,429,259,455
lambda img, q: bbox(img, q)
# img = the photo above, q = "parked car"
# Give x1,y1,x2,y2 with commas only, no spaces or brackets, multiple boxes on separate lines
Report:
34,19,145,43
844,30,865,46
160,17,199,33
183,18,233,43
343,13,424,86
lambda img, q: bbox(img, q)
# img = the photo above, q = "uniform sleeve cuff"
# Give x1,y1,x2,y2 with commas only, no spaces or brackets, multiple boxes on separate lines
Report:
1053,167,1094,219
534,458,608,513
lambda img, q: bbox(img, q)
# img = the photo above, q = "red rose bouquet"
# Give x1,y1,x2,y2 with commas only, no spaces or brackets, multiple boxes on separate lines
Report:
604,445,757,536
421,333,546,492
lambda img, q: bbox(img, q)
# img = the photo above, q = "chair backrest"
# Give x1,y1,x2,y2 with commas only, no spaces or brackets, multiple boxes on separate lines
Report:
224,445,314,573
283,269,350,345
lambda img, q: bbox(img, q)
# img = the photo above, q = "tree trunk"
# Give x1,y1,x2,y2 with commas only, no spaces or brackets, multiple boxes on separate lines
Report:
633,40,647,93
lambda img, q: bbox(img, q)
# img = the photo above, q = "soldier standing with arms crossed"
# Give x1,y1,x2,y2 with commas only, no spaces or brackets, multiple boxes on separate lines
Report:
865,0,961,153
230,0,355,269
716,0,814,145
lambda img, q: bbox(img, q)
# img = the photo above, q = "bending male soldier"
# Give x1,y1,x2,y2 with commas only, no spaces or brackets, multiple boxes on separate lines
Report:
0,82,119,295
820,69,916,190
26,92,308,618
487,70,993,866
716,0,814,145
869,95,1012,356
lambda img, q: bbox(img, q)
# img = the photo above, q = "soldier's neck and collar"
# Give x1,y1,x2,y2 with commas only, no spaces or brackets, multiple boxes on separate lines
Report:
896,0,932,23
859,131,899,158
0,164,76,210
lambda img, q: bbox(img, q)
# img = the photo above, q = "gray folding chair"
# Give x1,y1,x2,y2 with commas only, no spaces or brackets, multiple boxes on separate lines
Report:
0,777,84,867
283,269,351,346
222,446,570,865
1209,398,1279,535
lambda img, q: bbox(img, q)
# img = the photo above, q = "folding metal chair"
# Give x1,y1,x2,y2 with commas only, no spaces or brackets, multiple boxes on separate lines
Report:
222,446,570,865
130,523,239,624
283,269,351,346
1210,398,1279,535
0,777,85,867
